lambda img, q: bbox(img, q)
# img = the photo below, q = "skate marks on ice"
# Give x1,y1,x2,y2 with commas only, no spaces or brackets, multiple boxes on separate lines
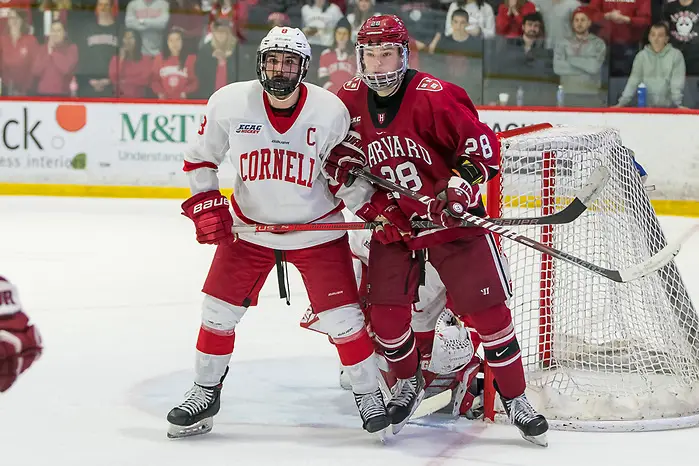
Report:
126,355,489,452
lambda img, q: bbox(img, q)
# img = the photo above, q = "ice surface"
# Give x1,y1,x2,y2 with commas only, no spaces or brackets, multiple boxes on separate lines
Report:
1,197,697,466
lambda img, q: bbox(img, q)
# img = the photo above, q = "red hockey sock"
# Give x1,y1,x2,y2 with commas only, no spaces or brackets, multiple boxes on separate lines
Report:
332,327,375,366
196,325,236,356
468,303,526,399
369,304,418,379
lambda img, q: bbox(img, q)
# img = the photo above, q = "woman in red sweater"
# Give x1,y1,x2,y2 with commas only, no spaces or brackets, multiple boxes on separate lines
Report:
31,20,78,96
151,28,198,100
109,29,153,98
495,0,537,38
0,9,37,96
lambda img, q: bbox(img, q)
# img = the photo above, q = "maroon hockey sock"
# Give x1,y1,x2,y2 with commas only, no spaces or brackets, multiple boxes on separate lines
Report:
468,303,526,399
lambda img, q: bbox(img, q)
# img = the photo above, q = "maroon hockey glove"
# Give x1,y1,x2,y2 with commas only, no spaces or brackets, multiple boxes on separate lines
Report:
324,131,365,187
0,277,42,393
356,191,412,244
181,190,236,245
427,176,478,228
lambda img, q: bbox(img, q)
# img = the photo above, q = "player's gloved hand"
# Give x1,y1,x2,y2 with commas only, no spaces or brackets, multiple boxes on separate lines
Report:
0,277,42,393
356,191,412,244
324,132,365,187
181,190,237,245
428,176,478,228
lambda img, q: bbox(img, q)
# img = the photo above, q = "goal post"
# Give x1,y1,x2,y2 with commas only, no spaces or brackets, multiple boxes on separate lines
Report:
482,123,699,431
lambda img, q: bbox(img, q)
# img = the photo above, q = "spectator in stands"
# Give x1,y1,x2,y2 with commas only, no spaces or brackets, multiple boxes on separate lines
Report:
33,0,76,42
613,22,686,107
318,17,354,93
445,0,496,38
125,0,170,56
0,1,32,37
663,0,699,75
532,0,579,49
207,0,248,43
74,0,119,97
267,11,290,28
151,27,198,99
497,12,550,68
553,6,606,106
346,0,378,42
432,9,484,89
109,29,153,98
302,0,344,47
194,18,235,99
31,20,78,96
496,0,538,38
167,0,206,54
0,9,37,96
588,0,650,76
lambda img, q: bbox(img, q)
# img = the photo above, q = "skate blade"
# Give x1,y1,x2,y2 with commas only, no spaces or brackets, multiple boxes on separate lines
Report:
391,389,426,435
522,432,548,447
375,427,390,444
167,418,213,439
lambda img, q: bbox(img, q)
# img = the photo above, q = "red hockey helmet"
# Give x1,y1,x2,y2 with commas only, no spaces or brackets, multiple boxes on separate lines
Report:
355,15,410,93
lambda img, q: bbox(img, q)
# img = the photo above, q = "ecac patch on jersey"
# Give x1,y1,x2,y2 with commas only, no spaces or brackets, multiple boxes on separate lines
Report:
236,123,264,134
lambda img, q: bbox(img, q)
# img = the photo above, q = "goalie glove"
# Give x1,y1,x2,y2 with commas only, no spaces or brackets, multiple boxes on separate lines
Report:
0,277,42,393
181,190,236,245
427,308,474,375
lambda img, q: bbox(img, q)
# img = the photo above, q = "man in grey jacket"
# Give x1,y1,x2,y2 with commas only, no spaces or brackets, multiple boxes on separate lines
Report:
125,0,171,56
553,6,607,107
613,22,687,108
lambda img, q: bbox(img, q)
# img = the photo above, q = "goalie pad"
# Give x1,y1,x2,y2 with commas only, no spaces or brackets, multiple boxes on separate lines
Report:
427,308,474,375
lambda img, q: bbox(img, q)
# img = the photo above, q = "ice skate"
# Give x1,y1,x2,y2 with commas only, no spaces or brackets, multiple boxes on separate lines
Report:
386,367,425,434
500,392,549,447
167,369,228,439
354,387,391,439
339,363,352,390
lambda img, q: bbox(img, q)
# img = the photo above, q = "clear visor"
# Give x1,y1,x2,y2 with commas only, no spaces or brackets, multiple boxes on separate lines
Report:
356,43,408,92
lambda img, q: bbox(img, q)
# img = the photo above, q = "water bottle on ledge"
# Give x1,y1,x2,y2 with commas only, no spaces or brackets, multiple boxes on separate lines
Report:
637,83,647,107
516,87,524,106
556,85,565,107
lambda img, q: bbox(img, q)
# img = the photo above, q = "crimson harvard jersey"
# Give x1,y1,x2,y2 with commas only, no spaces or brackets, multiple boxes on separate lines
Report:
336,70,500,250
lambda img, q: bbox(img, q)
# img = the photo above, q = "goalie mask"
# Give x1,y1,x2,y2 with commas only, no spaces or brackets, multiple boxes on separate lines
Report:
257,26,311,100
355,15,410,93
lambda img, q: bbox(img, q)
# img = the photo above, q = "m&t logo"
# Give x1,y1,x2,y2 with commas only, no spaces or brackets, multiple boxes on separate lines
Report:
120,113,201,143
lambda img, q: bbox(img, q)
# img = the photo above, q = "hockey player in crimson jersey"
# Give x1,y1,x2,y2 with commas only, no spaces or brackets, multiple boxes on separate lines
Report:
167,26,410,439
324,15,549,445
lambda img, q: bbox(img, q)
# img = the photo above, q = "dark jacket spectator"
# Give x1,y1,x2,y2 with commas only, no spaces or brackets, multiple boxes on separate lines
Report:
663,0,699,75
31,20,78,96
74,0,119,97
195,19,236,99
109,28,153,98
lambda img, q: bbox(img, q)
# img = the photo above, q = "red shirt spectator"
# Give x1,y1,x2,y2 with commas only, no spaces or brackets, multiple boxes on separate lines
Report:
0,1,32,36
31,21,78,95
208,0,248,43
151,28,198,99
109,29,153,98
588,0,651,45
496,0,537,38
0,8,37,95
168,0,205,53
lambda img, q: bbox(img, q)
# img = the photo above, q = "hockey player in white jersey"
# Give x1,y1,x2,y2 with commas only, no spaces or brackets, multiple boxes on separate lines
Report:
167,26,412,439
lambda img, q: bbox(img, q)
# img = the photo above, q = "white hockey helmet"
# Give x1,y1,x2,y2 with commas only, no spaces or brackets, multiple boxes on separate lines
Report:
257,26,312,99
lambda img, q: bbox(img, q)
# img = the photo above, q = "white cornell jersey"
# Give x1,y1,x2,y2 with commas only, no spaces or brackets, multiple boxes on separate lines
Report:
185,80,353,250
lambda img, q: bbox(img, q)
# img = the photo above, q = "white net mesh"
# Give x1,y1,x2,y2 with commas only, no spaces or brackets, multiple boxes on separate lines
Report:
492,125,699,430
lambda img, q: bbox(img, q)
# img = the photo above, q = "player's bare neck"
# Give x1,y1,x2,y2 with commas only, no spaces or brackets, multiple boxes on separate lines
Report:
376,85,400,98
269,87,301,110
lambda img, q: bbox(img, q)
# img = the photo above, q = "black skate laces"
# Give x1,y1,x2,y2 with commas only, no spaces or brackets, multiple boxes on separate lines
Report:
178,385,215,416
390,376,419,408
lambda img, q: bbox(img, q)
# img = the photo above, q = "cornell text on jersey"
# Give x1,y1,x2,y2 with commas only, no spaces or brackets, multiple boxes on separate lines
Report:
240,148,316,188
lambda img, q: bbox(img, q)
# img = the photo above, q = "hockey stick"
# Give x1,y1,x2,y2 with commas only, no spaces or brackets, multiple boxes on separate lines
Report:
347,166,699,283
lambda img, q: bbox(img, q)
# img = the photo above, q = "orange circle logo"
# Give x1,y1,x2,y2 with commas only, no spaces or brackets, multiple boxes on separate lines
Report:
55,105,87,132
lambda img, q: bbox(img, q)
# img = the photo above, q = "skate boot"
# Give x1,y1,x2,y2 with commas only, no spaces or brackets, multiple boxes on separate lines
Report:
387,367,425,434
339,364,352,390
167,368,228,439
500,392,549,447
354,387,390,434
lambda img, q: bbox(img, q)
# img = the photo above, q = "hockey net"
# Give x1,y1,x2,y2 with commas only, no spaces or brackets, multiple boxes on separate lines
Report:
483,123,699,431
